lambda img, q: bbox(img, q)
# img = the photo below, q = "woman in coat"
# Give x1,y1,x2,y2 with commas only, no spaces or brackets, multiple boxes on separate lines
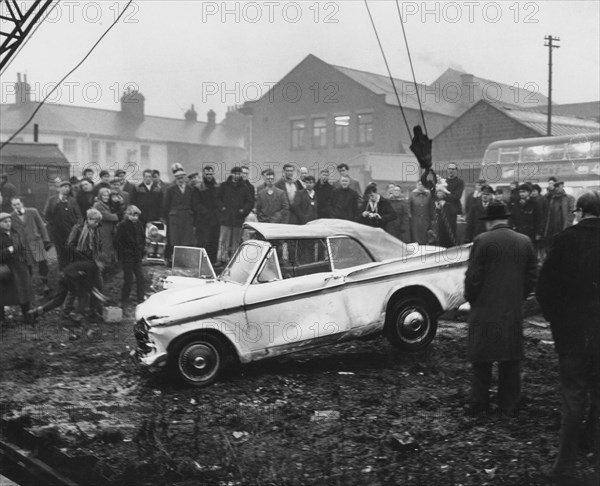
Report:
93,187,119,267
0,213,34,323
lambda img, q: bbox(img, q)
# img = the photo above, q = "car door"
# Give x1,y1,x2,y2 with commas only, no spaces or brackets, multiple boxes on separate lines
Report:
243,241,351,355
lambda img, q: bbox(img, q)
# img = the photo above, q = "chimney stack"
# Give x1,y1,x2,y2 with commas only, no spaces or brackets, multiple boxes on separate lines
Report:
185,104,198,122
207,109,216,129
120,86,145,122
15,72,31,104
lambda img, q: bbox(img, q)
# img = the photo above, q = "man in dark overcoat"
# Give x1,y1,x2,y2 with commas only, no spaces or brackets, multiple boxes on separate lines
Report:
330,176,360,222
162,168,195,262
44,180,82,269
464,202,537,416
511,183,541,244
536,191,600,484
464,184,493,243
131,169,163,226
314,169,334,218
114,205,146,308
216,167,253,264
192,165,221,264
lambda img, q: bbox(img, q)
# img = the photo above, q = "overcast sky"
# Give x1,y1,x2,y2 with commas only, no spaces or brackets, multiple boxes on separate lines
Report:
1,0,599,121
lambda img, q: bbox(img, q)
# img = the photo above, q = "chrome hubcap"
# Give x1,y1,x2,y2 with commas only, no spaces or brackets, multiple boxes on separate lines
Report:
180,343,219,382
398,308,428,343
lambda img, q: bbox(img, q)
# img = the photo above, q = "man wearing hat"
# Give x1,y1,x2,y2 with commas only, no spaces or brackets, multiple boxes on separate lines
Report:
464,202,537,416
536,191,600,483
162,167,195,262
43,180,82,269
464,184,494,243
511,183,541,244
216,167,254,265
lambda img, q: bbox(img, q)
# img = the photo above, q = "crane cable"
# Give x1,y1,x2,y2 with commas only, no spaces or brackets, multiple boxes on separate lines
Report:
363,0,411,137
0,0,135,151
395,0,428,136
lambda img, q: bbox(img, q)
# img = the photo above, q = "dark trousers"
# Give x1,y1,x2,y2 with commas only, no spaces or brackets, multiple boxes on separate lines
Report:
51,230,71,270
470,360,521,413
196,223,220,264
121,260,145,303
554,353,600,474
37,260,49,283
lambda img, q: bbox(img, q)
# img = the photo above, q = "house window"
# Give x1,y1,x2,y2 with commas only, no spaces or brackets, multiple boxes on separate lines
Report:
357,113,373,145
127,148,138,164
91,140,100,163
105,142,116,163
63,138,77,158
334,115,350,147
290,120,305,150
141,145,150,164
312,118,327,148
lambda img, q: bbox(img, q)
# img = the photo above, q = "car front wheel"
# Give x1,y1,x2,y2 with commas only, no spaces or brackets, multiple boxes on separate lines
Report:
385,297,437,351
170,333,230,387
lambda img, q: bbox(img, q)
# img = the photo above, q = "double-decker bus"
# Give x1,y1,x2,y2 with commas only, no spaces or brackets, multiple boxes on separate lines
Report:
480,132,600,199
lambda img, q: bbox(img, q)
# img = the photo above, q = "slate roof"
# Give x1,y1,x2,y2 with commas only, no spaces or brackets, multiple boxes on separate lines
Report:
0,102,246,148
332,64,458,117
499,104,600,136
0,142,70,166
524,101,600,121
331,63,550,117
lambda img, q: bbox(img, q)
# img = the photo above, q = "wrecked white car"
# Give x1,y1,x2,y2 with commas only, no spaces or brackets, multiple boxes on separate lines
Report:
134,219,470,387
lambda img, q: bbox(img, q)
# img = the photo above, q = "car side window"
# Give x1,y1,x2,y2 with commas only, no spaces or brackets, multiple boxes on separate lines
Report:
254,248,282,284
271,239,331,279
328,237,373,270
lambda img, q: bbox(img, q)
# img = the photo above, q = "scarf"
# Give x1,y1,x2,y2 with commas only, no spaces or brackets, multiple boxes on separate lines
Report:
76,223,96,255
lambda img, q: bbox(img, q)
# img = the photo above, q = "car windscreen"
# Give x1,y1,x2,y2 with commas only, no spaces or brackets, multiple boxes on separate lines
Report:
220,242,268,285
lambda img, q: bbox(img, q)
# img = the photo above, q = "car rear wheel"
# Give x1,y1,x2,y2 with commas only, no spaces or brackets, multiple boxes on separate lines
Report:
170,333,230,387
385,297,437,351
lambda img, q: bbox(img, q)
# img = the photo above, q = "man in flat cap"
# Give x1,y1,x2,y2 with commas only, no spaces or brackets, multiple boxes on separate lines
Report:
163,167,195,263
464,202,537,417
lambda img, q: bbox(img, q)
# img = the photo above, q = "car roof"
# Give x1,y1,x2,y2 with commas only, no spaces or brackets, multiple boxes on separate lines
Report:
243,219,410,262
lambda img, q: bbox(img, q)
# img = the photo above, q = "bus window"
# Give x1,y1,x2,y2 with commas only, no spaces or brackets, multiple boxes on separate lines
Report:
522,146,544,162
591,141,600,158
567,141,592,160
542,144,565,161
499,147,520,163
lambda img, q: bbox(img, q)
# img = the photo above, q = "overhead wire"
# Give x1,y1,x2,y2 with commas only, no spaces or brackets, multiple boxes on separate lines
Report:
0,0,62,77
0,0,135,151
395,0,428,135
363,0,411,136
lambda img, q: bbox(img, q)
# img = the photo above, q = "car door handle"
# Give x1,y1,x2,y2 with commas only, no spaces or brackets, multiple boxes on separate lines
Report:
325,274,344,283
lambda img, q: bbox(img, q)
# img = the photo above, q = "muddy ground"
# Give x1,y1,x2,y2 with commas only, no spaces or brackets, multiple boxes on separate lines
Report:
0,264,596,486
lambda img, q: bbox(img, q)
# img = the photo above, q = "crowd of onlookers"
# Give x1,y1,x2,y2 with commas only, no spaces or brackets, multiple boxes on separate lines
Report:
0,162,579,324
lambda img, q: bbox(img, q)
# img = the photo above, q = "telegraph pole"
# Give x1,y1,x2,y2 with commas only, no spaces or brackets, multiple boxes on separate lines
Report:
544,35,560,136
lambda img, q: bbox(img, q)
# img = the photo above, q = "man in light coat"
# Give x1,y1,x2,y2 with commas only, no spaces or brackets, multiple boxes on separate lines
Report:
464,202,537,416
10,196,52,293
